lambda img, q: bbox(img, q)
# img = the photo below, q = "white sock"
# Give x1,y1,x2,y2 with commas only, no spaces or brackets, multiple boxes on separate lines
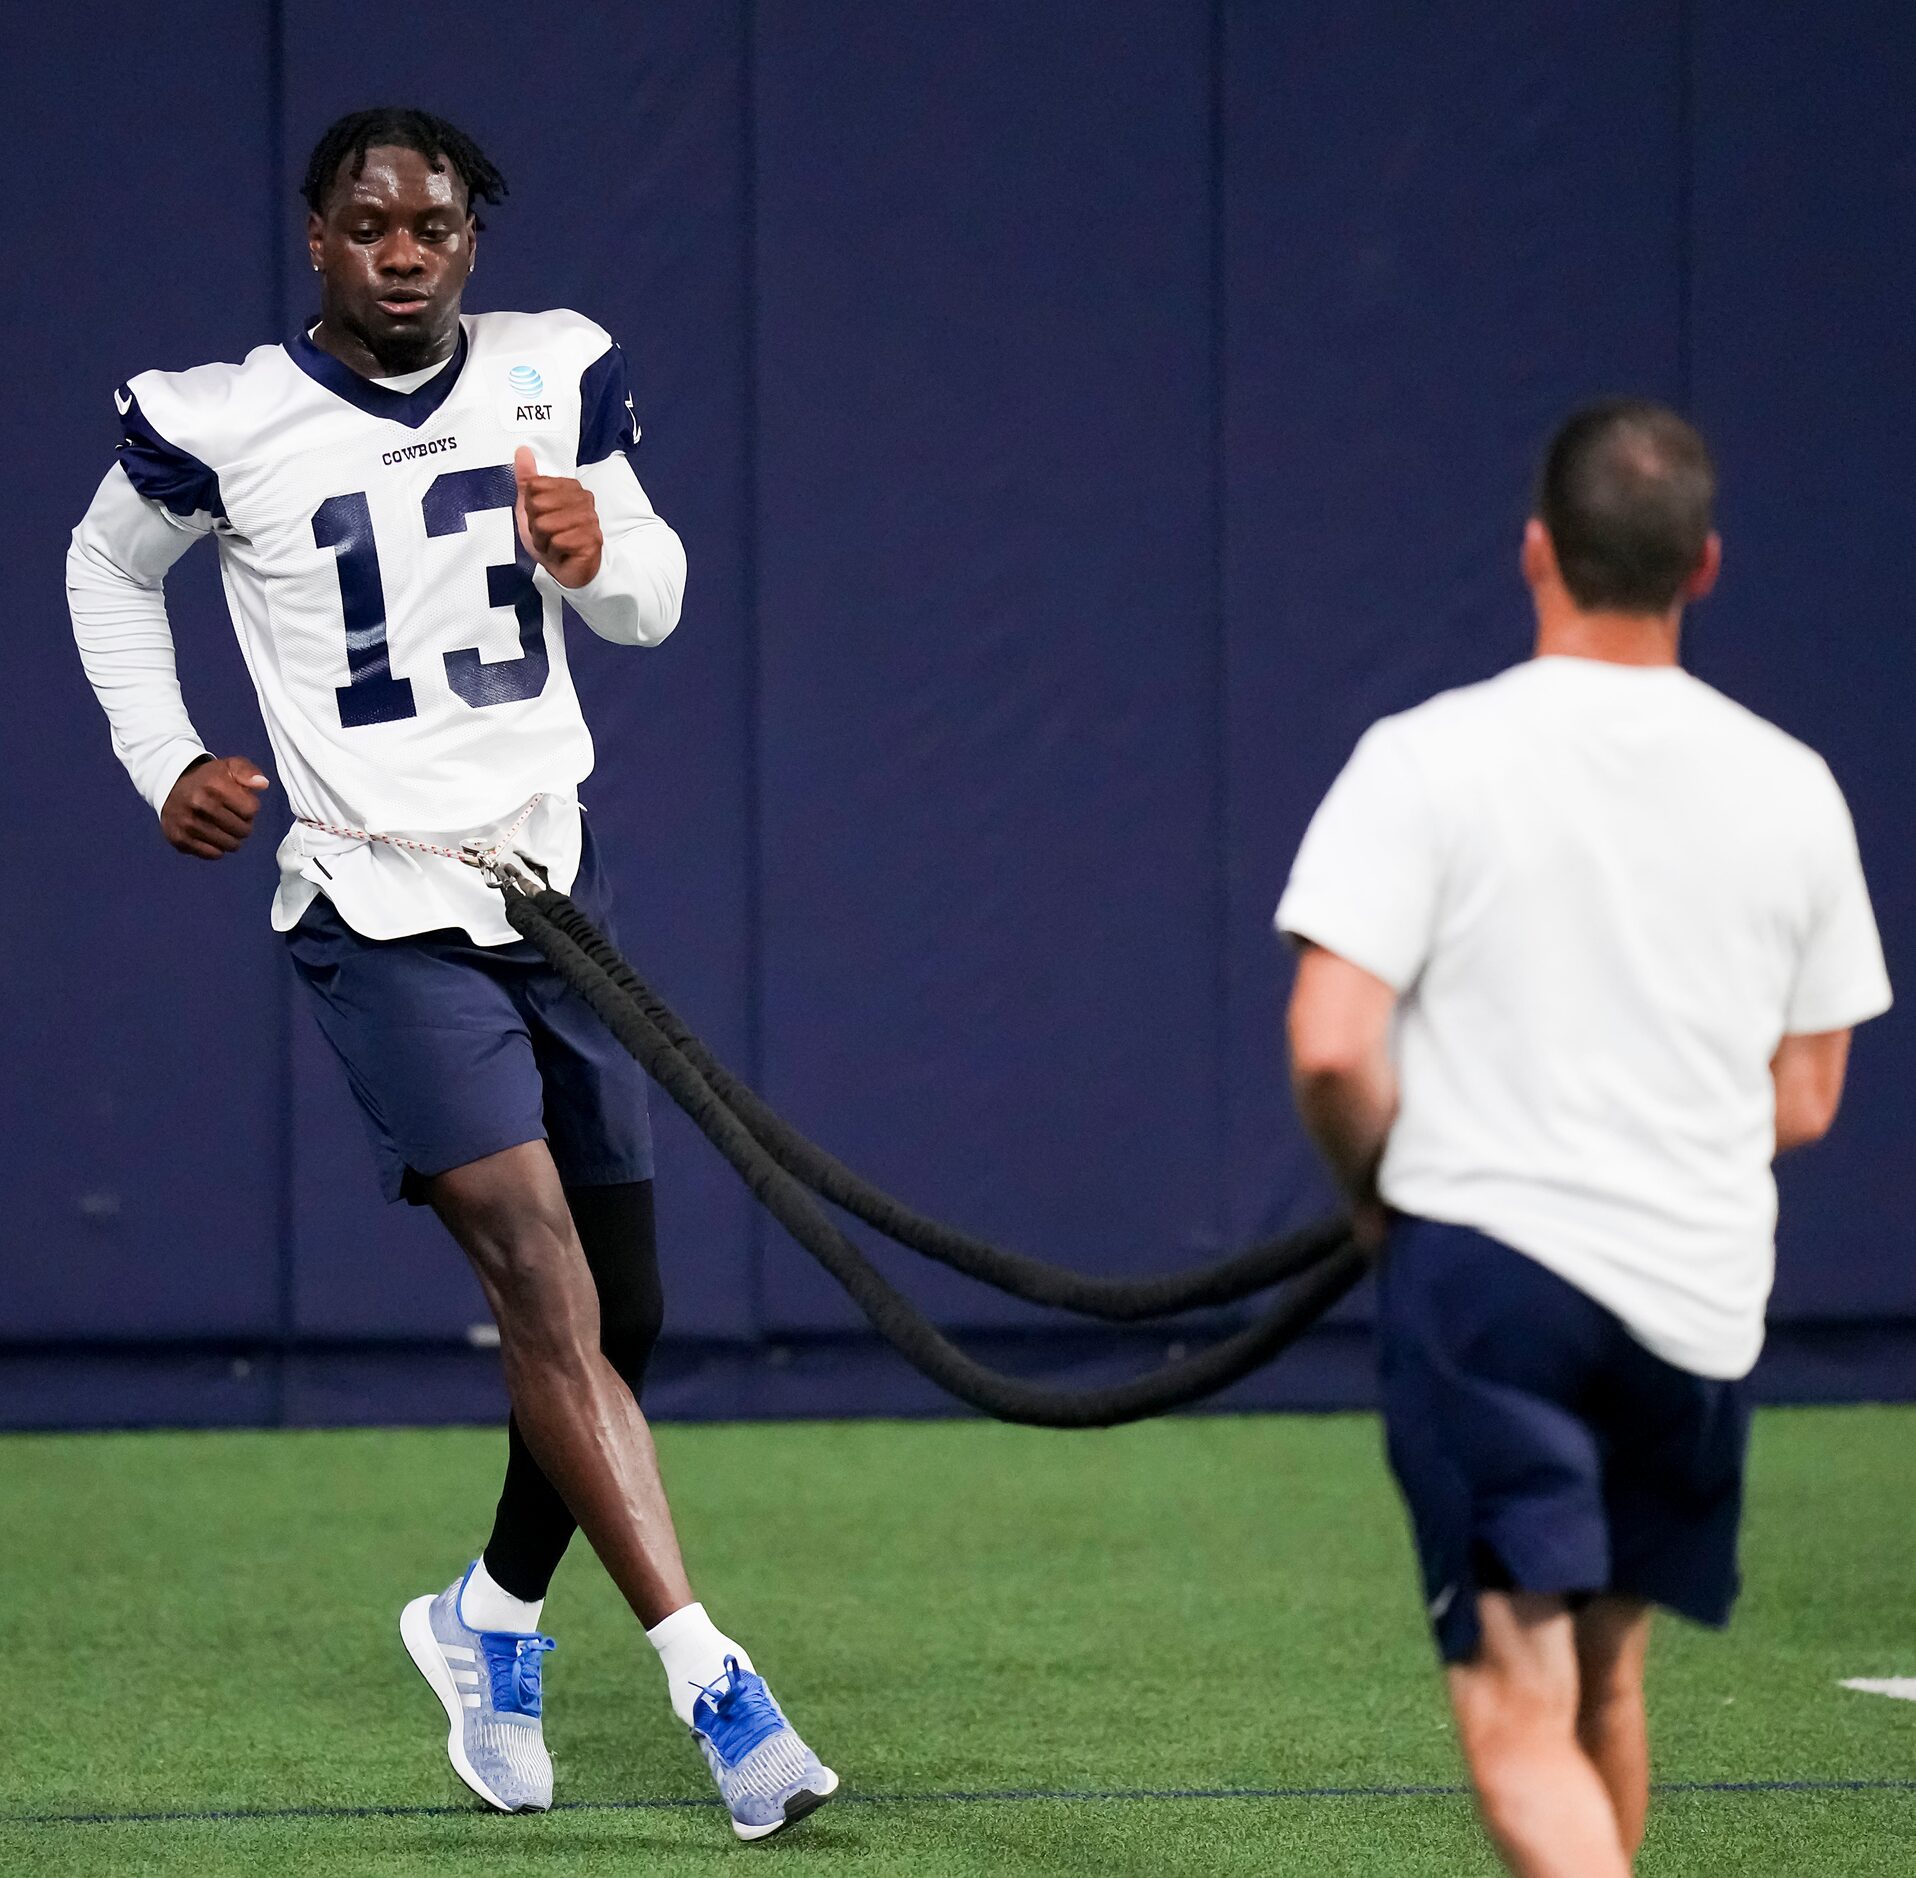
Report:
646,1602,754,1727
458,1557,545,1635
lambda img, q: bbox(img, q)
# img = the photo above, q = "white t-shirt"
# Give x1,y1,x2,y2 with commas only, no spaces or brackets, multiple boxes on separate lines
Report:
1275,657,1892,1380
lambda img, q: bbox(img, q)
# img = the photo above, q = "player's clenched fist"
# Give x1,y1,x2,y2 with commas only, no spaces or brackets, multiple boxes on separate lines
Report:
161,754,271,859
514,446,603,589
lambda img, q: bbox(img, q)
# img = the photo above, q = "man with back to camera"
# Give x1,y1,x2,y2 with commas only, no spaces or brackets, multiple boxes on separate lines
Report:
1277,401,1890,1876
65,105,837,1840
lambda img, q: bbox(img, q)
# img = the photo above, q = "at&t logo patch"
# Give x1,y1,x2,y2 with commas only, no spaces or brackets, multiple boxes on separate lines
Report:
507,364,552,424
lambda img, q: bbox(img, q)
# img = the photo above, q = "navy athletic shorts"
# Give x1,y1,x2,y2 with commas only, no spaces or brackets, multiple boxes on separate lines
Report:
285,820,654,1204
1377,1214,1751,1663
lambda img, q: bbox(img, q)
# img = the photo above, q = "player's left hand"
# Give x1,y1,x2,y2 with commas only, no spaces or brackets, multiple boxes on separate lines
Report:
514,446,603,589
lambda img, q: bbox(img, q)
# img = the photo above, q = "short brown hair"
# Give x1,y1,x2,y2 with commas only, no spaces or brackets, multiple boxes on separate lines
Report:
1536,400,1716,613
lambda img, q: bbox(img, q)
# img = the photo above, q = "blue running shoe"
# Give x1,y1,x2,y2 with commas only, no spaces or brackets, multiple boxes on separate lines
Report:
400,1563,556,1813
691,1657,839,1841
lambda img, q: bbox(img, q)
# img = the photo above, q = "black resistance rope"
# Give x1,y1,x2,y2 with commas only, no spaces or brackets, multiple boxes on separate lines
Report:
500,882,1370,1428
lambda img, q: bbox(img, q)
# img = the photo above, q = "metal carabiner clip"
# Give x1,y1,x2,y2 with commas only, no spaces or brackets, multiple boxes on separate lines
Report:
459,842,547,897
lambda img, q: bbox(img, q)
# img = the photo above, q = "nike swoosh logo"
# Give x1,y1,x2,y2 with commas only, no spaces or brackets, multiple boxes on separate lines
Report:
114,388,132,416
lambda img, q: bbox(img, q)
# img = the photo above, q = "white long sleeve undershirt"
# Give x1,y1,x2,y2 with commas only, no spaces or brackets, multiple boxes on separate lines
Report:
66,464,216,814
540,452,688,651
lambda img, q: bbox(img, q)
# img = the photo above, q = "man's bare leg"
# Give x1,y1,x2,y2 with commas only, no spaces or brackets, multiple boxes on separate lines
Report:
1447,1590,1633,1878
1575,1597,1654,1858
427,1141,692,1627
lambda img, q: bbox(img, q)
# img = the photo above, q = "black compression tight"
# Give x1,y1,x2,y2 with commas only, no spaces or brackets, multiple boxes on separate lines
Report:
480,1179,665,1603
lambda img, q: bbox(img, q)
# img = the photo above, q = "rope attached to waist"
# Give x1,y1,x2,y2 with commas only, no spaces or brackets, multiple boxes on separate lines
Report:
295,794,545,868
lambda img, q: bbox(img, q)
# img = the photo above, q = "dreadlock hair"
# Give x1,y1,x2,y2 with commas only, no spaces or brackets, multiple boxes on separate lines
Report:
301,107,508,228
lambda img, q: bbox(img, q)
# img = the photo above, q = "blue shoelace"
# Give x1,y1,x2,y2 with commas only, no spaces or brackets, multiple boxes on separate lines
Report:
693,1656,788,1765
479,1631,556,1717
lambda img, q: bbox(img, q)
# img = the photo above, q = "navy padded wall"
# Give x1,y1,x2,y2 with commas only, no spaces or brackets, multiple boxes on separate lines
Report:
751,0,1225,1331
6,2,1911,1407
1220,1,1687,1293
1688,1,1916,1317
1,3,283,1339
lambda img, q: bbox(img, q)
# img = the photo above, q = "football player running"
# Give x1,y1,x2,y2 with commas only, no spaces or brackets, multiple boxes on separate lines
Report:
66,106,837,1841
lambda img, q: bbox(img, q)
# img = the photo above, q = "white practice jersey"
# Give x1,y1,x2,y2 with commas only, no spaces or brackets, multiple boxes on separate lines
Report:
67,309,687,943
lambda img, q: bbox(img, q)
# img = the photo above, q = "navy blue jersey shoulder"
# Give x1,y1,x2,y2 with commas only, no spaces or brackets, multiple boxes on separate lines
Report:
577,344,643,471
115,388,225,519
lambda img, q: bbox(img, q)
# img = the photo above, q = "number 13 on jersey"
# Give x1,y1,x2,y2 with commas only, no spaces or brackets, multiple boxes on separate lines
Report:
314,463,549,730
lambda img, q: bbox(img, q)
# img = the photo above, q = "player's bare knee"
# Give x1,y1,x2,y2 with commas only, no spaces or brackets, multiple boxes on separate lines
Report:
468,1214,596,1345
458,1187,573,1274
496,1284,601,1383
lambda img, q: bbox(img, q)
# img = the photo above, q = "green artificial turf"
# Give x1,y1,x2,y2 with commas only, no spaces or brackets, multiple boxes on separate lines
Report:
2,1406,1911,1874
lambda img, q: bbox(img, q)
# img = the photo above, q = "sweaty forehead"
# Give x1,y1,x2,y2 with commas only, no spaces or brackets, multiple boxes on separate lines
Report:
328,144,466,215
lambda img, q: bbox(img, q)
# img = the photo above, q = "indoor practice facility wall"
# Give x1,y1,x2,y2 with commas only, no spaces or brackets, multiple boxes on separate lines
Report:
2,1,1910,1428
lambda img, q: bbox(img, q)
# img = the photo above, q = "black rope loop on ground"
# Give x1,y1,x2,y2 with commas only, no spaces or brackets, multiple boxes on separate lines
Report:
502,884,1370,1428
